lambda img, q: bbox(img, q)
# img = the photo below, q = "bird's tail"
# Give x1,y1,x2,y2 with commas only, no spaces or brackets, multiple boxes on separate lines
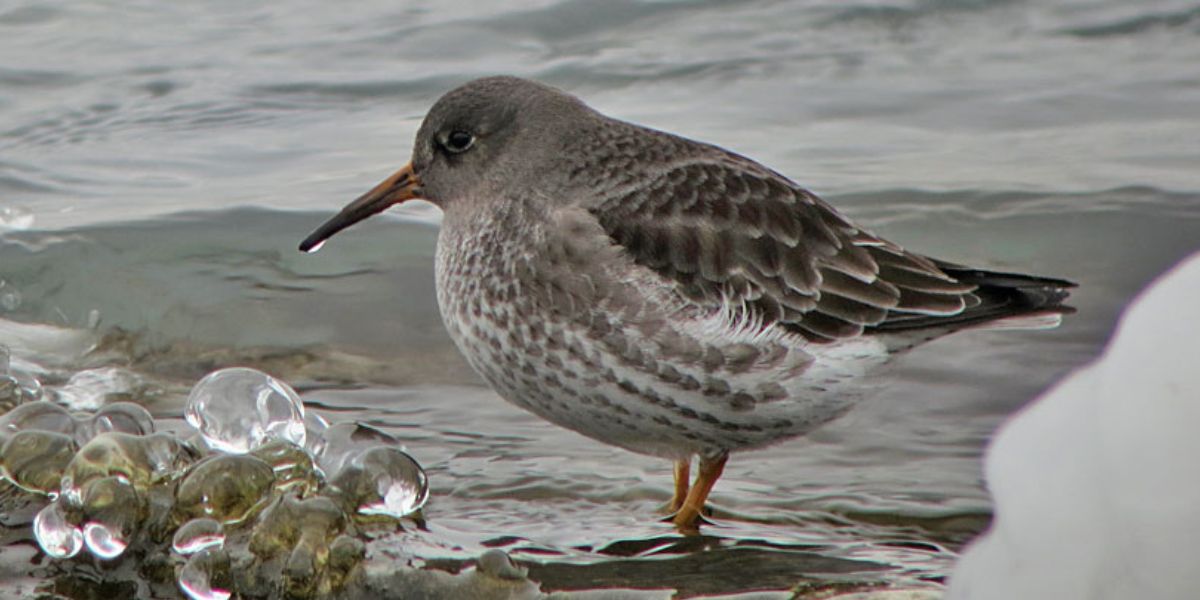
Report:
871,259,1076,335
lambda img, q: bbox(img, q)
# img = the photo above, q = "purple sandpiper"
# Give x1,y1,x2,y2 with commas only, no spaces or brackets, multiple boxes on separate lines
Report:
300,76,1072,530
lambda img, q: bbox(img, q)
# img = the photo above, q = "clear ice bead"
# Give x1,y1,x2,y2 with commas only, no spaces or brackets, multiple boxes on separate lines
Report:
56,367,144,412
302,411,329,454
249,440,319,496
0,376,18,413
84,401,155,441
175,454,275,524
0,430,75,495
8,368,43,403
330,446,429,518
178,548,232,600
314,421,399,477
80,475,139,560
185,367,305,454
83,521,128,560
60,432,195,507
172,518,225,555
0,400,75,437
34,501,83,559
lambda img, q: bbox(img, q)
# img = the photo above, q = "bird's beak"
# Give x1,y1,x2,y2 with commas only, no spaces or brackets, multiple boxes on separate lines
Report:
298,161,422,252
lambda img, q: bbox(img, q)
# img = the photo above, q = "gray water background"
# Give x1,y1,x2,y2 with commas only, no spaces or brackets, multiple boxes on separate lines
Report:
2,0,1200,595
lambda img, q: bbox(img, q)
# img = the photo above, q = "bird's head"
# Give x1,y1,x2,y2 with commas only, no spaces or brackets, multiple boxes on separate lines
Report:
299,76,591,252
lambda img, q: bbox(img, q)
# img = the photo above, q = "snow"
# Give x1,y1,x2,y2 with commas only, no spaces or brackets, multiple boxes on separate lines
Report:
948,252,1200,600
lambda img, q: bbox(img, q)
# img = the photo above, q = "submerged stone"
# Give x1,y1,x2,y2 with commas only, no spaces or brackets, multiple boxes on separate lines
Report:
249,494,348,596
477,549,529,580
185,367,306,454
175,454,275,524
326,534,367,588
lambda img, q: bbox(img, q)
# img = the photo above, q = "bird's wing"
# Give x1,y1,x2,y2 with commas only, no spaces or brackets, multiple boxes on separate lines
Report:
584,155,981,342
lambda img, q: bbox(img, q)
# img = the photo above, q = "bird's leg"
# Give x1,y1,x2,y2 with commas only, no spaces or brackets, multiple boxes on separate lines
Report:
667,458,691,513
672,452,728,530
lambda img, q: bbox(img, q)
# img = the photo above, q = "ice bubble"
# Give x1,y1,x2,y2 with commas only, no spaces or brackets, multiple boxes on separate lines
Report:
56,367,144,412
302,410,329,454
0,377,22,413
313,421,399,477
175,454,275,524
83,521,128,560
0,430,75,495
83,401,155,442
33,501,83,559
249,440,319,496
178,548,232,600
137,431,199,478
0,400,75,437
80,475,140,559
172,518,225,555
329,446,428,519
185,367,305,454
61,432,195,506
7,369,44,403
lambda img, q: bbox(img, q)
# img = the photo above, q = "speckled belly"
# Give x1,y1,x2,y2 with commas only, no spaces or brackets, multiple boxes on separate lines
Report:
432,225,869,459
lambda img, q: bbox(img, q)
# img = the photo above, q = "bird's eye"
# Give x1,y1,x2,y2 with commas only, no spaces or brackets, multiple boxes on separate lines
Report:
443,130,475,154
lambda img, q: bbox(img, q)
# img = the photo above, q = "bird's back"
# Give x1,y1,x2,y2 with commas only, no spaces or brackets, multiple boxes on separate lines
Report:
564,116,1074,347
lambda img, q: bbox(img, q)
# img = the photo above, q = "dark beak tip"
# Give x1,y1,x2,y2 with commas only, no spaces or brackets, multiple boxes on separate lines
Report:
298,221,339,253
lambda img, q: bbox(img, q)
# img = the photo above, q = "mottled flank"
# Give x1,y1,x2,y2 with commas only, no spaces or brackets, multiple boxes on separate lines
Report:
409,77,1072,459
305,75,1073,463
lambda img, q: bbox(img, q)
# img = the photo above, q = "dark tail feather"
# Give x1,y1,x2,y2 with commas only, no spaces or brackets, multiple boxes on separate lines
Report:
871,260,1076,334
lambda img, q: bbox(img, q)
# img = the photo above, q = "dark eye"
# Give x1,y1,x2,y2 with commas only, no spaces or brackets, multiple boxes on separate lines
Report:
443,130,475,154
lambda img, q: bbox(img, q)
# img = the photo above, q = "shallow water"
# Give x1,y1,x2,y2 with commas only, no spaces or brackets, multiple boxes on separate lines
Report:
2,0,1199,596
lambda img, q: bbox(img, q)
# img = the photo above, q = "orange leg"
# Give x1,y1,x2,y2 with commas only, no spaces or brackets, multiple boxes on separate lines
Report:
668,459,691,513
672,452,728,531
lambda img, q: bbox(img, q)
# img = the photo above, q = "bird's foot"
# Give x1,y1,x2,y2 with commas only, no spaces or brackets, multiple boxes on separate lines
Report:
662,504,716,533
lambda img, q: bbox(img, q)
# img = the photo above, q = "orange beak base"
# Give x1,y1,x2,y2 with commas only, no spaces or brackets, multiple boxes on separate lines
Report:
299,161,421,252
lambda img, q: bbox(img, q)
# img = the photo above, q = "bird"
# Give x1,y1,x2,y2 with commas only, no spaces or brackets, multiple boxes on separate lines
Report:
299,76,1073,530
